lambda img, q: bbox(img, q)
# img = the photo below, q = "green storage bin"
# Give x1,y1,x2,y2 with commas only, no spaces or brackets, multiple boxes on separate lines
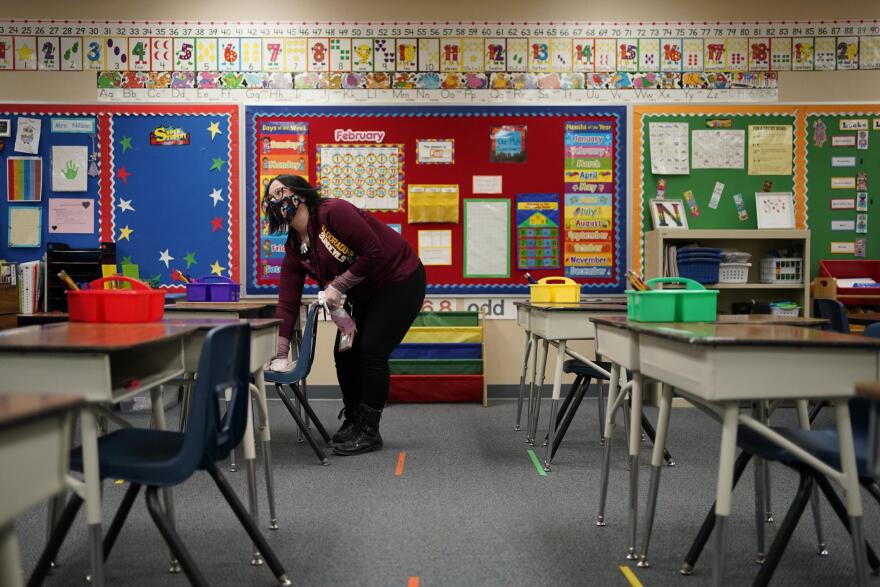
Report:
627,277,718,322
411,311,480,327
389,359,483,375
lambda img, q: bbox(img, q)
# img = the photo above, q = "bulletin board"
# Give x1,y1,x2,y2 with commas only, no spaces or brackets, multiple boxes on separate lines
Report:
632,105,803,272
803,107,880,277
245,105,627,296
0,104,239,288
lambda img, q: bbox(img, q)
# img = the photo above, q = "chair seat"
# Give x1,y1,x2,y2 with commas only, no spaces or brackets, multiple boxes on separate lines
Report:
70,428,195,487
563,359,611,380
737,424,870,479
263,368,303,385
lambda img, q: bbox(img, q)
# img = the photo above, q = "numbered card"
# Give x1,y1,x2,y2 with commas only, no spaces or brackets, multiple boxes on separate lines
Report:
549,38,571,72
59,37,83,71
594,38,616,72
727,37,748,71
173,38,196,71
638,38,660,72
528,38,551,73
352,38,373,71
14,36,38,70
770,37,792,71
328,38,351,71
506,38,528,71
462,38,483,72
616,38,638,72
83,37,105,71
572,39,594,71
284,38,307,72
417,38,438,71
484,39,506,72
861,36,880,69
440,38,462,72
196,38,218,71
105,37,128,71
373,38,396,72
128,37,151,71
306,38,327,71
0,36,12,70
792,37,815,71
660,39,683,71
813,36,837,70
704,38,726,71
240,38,262,71
396,39,417,71
150,38,172,71
749,38,770,71
682,38,703,72
218,38,241,71
262,38,284,71
37,37,60,70
837,36,859,70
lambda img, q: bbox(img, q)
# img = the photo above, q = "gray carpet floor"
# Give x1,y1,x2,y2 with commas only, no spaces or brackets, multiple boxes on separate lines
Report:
14,396,880,586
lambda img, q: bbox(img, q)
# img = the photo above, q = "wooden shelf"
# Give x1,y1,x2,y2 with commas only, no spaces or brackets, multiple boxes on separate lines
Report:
711,283,806,289
652,229,810,241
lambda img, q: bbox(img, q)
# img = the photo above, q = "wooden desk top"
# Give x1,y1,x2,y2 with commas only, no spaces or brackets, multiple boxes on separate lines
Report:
849,312,880,326
164,317,281,331
165,301,275,312
0,394,83,430
514,301,627,312
592,314,828,330
0,322,200,353
592,319,880,348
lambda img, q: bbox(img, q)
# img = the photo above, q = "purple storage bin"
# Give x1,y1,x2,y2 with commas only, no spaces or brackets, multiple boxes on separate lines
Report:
185,276,240,302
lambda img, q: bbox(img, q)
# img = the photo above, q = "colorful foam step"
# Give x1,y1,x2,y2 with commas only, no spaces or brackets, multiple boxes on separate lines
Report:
390,359,483,375
402,326,482,344
389,374,483,402
411,311,480,327
390,343,482,360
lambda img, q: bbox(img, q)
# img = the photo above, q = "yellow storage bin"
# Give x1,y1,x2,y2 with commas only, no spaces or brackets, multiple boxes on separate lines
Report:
403,326,483,344
529,277,581,303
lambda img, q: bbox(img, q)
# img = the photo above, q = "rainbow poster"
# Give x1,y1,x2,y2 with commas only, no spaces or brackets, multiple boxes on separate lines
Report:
6,157,43,202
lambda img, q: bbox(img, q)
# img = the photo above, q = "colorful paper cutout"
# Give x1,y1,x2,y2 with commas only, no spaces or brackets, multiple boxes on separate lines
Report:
6,157,42,201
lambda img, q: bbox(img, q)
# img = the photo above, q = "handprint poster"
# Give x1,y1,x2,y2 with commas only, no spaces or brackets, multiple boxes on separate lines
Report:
51,145,88,191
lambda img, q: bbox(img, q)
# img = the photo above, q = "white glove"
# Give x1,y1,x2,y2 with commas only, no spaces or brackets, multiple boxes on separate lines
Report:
264,358,295,372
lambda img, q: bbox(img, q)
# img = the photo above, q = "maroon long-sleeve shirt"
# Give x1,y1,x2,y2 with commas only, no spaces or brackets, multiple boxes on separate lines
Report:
275,198,421,340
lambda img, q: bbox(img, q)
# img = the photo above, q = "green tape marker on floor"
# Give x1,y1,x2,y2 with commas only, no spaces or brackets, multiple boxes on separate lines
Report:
527,449,547,477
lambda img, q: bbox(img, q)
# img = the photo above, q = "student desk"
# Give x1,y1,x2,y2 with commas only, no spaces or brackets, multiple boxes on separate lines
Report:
848,312,880,326
164,301,277,320
512,301,627,466
591,317,879,586
0,321,198,587
0,394,83,587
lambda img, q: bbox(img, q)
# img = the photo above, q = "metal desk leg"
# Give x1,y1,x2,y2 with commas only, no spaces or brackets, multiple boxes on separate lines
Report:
150,387,181,574
515,330,532,432
597,363,620,527
243,396,263,566
525,332,539,443
834,400,869,587
796,400,828,557
0,523,22,587
638,383,672,568
753,404,767,565
711,403,740,587
529,339,550,446
227,392,238,471
626,372,644,560
80,408,104,587
543,340,566,471
759,400,773,523
253,370,278,530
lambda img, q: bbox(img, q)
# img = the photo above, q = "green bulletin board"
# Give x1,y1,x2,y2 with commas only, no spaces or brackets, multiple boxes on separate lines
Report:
804,111,880,277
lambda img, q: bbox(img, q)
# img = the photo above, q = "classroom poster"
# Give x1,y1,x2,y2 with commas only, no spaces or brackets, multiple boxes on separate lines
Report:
464,199,509,277
691,130,745,169
648,122,689,175
516,193,560,270
6,157,42,201
316,144,402,210
51,146,89,192
48,198,95,234
748,124,793,175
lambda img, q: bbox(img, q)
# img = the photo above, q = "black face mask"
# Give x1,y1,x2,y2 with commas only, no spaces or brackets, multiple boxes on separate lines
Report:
262,192,301,228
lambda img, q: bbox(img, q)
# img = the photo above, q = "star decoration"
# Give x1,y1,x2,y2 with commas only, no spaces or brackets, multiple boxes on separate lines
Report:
121,255,133,265
117,198,135,212
209,157,226,172
116,166,131,184
210,261,225,276
207,121,222,140
118,225,133,241
17,43,33,62
119,136,133,153
211,217,223,232
208,188,224,206
184,251,197,269
159,249,174,268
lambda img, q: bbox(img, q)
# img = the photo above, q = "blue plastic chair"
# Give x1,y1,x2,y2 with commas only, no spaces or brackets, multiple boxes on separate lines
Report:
264,303,331,464
30,324,291,587
813,298,851,334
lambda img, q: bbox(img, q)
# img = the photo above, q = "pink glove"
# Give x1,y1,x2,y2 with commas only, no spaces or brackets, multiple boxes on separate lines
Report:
323,284,343,310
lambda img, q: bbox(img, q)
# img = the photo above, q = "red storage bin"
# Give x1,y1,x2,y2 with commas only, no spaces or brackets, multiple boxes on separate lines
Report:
817,260,880,305
67,276,165,323
388,374,484,403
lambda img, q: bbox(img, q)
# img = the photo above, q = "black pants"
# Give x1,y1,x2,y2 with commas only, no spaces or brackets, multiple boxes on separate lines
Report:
334,264,426,411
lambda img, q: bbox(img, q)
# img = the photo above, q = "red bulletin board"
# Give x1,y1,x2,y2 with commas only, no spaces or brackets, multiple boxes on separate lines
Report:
245,106,627,296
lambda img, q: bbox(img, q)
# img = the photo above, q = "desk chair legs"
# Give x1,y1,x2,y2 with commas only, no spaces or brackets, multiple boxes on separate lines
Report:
515,331,532,431
527,339,549,446
29,494,84,586
274,383,330,465
597,364,621,527
150,387,182,575
524,333,539,442
637,384,673,568
145,486,209,587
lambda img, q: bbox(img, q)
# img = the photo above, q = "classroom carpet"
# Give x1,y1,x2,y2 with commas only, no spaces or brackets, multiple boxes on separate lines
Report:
14,396,880,586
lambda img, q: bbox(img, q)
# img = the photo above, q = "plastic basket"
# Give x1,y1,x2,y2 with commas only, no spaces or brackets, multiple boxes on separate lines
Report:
760,258,803,284
529,276,581,303
67,276,165,323
627,277,719,322
770,305,801,318
718,263,752,284
185,276,240,302
678,257,721,284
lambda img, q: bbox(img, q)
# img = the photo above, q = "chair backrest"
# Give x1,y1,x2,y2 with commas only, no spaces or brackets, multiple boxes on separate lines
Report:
865,323,880,339
289,303,320,382
813,298,851,334
179,323,251,470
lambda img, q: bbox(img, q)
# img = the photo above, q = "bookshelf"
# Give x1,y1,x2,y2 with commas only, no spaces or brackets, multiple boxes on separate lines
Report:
644,229,811,316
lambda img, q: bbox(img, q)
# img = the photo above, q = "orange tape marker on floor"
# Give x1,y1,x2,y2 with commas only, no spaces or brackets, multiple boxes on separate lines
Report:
407,576,419,587
395,451,407,476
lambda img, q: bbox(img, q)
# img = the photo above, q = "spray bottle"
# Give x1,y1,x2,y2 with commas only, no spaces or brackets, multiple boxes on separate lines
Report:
317,289,356,351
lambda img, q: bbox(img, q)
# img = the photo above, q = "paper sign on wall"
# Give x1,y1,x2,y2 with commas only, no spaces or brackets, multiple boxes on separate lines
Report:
472,175,502,194
831,177,856,189
831,220,856,231
464,199,510,277
832,156,857,168
648,122,689,175
8,206,41,247
51,146,89,192
748,125,793,176
692,130,745,169
831,242,856,254
832,135,856,147
14,117,41,154
407,184,459,223
48,198,95,234
417,230,453,266
831,198,856,210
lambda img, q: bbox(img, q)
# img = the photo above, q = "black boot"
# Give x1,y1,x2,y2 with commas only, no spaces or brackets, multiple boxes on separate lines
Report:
333,404,383,456
331,404,359,445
